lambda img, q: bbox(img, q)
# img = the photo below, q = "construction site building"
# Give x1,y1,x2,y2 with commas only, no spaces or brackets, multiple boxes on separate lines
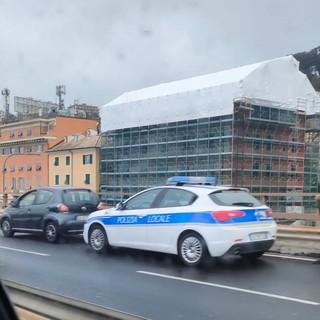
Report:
100,56,320,209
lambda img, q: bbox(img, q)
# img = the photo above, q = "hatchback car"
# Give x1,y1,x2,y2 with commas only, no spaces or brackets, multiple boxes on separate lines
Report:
83,176,277,266
0,187,103,243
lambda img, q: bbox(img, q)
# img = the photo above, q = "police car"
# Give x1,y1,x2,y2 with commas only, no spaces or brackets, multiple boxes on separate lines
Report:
83,176,277,266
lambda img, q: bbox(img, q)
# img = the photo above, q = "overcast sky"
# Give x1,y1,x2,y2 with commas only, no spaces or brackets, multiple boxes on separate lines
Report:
1,0,320,110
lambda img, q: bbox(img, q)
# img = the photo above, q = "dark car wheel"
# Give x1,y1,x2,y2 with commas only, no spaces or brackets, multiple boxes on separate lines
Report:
240,251,265,260
89,225,109,253
178,232,208,266
1,218,15,237
44,222,59,243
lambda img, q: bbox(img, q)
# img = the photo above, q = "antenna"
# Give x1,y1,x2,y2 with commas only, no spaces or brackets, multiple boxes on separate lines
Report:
1,88,10,120
56,85,66,110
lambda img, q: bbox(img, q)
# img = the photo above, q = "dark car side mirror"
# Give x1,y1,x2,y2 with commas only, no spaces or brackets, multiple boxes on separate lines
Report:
0,280,19,320
9,200,18,208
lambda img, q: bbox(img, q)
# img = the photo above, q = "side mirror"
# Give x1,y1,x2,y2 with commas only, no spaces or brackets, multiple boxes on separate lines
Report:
9,200,18,208
115,202,125,210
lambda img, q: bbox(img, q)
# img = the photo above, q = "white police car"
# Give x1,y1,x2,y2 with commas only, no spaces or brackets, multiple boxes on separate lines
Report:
83,176,277,266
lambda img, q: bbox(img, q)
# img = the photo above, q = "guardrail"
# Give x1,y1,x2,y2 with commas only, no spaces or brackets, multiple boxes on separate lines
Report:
4,280,149,320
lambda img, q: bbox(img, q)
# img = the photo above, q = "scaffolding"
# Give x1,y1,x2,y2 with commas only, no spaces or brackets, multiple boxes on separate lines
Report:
100,97,320,206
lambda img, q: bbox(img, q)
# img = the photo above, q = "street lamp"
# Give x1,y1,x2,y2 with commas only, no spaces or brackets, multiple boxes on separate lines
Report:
2,153,41,208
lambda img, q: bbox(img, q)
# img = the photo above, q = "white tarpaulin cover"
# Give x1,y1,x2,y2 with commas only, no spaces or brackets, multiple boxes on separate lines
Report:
101,55,317,131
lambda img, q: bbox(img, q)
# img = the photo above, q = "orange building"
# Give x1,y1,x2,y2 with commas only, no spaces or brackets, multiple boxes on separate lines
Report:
0,116,98,196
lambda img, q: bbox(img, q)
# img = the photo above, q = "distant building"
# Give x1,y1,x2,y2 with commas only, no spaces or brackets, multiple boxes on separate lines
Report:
100,55,320,210
47,129,101,192
0,116,99,193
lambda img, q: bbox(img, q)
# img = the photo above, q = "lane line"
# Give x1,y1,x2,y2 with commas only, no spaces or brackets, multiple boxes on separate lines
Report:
264,253,318,262
137,271,320,306
0,246,50,256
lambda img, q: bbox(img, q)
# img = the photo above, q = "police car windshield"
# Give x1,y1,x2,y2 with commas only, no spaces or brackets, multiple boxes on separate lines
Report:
209,190,262,207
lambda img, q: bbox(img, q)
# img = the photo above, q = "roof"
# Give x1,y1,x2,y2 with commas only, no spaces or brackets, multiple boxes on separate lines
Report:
48,135,101,152
100,55,318,132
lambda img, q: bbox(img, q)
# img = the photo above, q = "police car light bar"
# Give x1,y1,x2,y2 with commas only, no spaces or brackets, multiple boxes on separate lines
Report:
166,176,217,186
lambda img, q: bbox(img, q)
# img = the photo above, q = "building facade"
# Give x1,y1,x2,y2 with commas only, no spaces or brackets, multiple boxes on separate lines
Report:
100,56,320,210
48,130,101,192
0,116,99,196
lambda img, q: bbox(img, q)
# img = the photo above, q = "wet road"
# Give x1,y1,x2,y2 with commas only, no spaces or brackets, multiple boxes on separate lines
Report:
0,234,319,320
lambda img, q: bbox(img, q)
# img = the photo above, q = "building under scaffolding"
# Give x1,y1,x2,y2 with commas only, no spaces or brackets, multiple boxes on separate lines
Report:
100,55,320,207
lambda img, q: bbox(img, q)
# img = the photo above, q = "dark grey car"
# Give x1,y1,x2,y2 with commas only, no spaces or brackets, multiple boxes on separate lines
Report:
0,187,103,243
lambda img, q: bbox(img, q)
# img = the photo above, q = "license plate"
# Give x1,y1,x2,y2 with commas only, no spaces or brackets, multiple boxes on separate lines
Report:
76,215,88,221
250,232,268,241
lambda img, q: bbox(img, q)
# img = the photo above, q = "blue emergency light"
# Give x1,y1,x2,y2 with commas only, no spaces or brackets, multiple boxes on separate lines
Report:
166,176,217,186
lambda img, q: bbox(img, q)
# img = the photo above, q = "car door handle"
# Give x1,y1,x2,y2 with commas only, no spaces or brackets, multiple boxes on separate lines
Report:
27,209,31,214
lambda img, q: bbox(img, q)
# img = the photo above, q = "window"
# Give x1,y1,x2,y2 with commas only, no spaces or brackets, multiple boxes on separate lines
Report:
83,154,93,164
84,174,91,185
10,178,16,191
36,164,41,171
65,174,70,185
9,166,15,172
159,189,196,207
36,177,41,188
124,189,162,210
66,155,70,166
27,164,32,171
54,157,59,166
209,190,261,207
18,129,23,136
34,145,43,152
18,165,23,171
19,191,36,206
9,131,14,138
27,177,32,190
34,190,53,205
18,177,25,190
54,175,59,185
26,128,32,136
252,162,260,177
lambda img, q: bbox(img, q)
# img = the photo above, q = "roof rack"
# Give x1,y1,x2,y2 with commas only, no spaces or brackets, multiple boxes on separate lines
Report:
166,176,217,186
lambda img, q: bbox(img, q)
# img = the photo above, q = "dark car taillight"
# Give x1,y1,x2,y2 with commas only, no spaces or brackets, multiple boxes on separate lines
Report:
97,202,104,210
56,203,69,213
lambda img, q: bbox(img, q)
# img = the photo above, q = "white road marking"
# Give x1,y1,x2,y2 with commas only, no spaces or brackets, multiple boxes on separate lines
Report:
264,253,318,262
137,271,320,306
0,246,50,256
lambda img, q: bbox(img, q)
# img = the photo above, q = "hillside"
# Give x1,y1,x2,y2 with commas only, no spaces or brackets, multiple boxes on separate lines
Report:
293,46,320,91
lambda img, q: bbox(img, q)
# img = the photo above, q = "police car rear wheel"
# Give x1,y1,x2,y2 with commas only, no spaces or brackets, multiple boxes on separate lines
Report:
178,233,207,266
89,225,108,253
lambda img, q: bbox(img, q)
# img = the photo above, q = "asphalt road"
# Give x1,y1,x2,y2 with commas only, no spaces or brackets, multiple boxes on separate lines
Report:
0,234,319,320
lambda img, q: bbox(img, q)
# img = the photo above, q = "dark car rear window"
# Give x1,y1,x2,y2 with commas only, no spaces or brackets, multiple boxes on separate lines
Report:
62,189,98,207
209,190,262,207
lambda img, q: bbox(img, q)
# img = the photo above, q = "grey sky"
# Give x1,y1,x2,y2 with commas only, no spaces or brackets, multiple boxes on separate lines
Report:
0,0,319,110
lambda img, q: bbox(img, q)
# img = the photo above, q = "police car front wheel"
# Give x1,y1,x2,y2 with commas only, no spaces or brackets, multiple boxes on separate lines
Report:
89,225,108,253
178,232,208,266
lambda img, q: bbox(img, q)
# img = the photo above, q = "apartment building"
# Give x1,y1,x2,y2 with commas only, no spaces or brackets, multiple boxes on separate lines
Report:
47,130,101,192
0,116,98,194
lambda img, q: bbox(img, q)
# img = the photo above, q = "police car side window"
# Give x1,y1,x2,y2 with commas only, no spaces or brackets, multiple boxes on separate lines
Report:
159,189,196,207
125,189,161,210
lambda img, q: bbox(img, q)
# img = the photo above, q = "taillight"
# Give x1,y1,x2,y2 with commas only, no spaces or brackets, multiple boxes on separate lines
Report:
56,203,69,212
211,210,245,222
97,202,104,210
266,208,273,216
